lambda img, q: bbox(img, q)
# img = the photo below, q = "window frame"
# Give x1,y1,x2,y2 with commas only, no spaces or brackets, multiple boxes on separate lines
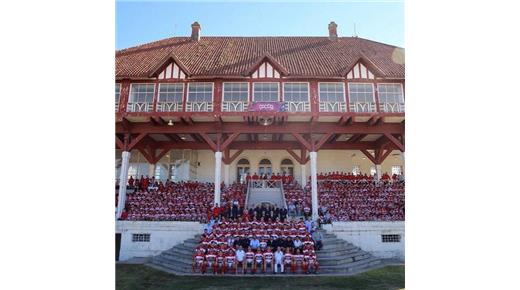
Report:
377,83,405,104
132,233,151,242
187,82,214,103
282,82,310,102
157,83,184,103
347,82,375,104
381,234,401,243
252,82,280,102
129,83,156,103
115,83,121,103
318,82,346,103
222,82,250,102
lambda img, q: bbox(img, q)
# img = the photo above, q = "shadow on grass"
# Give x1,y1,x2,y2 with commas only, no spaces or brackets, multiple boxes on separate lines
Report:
116,264,404,290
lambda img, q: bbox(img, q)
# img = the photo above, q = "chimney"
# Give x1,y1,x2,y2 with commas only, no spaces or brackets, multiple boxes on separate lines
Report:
191,21,201,41
328,21,338,41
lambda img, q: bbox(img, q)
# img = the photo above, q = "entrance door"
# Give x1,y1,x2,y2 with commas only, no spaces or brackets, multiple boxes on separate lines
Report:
280,158,294,176
236,158,250,183
258,159,272,177
116,233,121,261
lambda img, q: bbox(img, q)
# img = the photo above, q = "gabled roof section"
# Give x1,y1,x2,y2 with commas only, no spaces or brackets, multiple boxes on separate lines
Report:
341,55,386,79
148,52,190,78
245,54,289,78
116,37,404,79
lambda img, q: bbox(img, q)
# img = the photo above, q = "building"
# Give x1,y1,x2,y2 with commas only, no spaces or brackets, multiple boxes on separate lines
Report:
115,22,405,264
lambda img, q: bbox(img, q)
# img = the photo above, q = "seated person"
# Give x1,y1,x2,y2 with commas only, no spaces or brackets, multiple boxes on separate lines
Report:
235,246,246,274
244,247,255,274
253,249,264,274
263,247,274,273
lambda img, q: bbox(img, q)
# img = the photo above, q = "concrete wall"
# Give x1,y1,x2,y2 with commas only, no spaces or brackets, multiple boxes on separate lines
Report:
195,149,404,184
323,221,405,260
116,221,203,261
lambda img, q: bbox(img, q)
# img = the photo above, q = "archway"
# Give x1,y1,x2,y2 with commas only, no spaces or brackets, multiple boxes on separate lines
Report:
258,158,272,177
236,158,250,183
280,158,294,176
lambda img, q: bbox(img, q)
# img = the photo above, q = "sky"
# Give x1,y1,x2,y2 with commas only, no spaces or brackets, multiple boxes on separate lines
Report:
116,1,404,50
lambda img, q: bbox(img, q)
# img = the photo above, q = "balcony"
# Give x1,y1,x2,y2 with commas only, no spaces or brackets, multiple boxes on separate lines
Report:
379,102,405,113
156,102,183,112
222,101,249,112
185,101,214,112
349,102,377,113
319,101,347,112
127,102,153,112
284,101,310,112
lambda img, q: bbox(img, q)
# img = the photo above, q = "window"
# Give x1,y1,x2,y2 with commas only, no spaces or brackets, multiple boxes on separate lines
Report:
283,83,309,102
253,83,279,102
392,166,402,175
378,84,403,103
188,83,213,102
381,234,401,243
370,166,377,176
115,83,121,103
352,165,360,175
318,83,345,102
348,83,374,103
129,84,155,103
223,83,248,102
132,233,151,242
158,84,183,103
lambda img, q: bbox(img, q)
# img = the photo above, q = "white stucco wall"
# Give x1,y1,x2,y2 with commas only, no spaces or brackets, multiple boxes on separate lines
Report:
116,221,203,261
323,221,405,260
194,149,404,184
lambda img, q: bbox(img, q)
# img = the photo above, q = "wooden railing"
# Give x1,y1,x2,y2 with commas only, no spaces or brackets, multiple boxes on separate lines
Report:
319,101,347,112
284,101,311,112
156,102,183,112
349,102,377,113
379,102,405,113
185,101,214,112
126,102,153,112
222,101,248,112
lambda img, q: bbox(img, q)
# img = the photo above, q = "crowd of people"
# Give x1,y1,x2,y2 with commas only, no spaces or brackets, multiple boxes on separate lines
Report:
245,172,294,184
120,181,246,222
316,171,403,182
193,218,322,274
316,180,405,222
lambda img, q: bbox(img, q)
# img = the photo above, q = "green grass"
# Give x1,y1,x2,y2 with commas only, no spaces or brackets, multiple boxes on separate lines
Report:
116,264,404,290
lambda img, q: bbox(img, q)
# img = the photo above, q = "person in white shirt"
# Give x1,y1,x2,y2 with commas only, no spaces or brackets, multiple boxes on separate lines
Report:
274,246,285,273
293,237,303,249
235,246,246,274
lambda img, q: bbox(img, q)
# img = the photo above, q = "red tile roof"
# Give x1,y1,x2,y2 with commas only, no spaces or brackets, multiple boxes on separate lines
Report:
116,37,404,79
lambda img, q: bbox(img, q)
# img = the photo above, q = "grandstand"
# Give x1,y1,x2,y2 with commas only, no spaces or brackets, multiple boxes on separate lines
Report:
115,21,405,275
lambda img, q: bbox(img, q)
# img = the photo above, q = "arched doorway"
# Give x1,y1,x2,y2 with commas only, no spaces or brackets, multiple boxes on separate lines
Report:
258,159,272,177
280,158,294,176
236,158,250,183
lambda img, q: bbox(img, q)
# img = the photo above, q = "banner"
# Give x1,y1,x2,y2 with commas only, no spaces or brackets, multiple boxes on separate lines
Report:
248,102,285,112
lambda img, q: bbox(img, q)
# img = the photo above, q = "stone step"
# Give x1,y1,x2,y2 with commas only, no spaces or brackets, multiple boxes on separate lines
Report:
318,253,372,266
161,251,194,263
318,257,382,274
155,254,193,267
319,244,359,253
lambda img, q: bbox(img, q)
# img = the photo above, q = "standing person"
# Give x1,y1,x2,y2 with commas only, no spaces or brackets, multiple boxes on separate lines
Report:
235,246,246,274
274,246,285,274
311,230,323,251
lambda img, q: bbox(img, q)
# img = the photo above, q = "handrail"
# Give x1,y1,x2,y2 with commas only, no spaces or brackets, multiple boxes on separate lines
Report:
249,180,282,189
244,180,251,208
280,182,288,209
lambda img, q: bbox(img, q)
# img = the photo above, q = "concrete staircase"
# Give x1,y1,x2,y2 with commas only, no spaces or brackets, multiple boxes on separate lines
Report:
247,188,285,208
316,229,383,274
147,230,387,275
148,234,201,274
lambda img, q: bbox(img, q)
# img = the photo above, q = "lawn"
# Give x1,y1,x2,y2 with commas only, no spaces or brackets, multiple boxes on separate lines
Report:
116,264,404,290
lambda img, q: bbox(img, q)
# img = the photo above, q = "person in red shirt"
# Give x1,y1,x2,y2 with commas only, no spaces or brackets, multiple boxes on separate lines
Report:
246,173,252,183
252,173,259,180
212,204,221,219
128,176,134,187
